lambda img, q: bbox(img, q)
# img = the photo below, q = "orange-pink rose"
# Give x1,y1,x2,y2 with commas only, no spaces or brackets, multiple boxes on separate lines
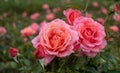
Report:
32,19,78,65
63,8,82,25
74,17,107,58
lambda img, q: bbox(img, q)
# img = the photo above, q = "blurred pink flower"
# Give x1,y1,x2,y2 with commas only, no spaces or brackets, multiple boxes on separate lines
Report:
21,23,39,37
30,12,40,20
114,3,119,12
85,12,92,17
22,11,27,18
46,13,55,20
53,8,58,13
109,25,119,32
101,7,107,14
92,1,99,7
97,18,104,24
30,23,39,31
46,9,51,14
21,27,36,37
66,0,71,4
42,4,49,10
0,26,6,37
113,13,120,23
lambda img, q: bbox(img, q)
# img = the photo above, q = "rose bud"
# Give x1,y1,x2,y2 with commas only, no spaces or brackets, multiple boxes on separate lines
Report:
34,45,46,59
10,47,18,57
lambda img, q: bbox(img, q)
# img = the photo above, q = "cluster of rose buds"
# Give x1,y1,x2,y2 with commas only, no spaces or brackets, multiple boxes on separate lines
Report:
32,8,107,65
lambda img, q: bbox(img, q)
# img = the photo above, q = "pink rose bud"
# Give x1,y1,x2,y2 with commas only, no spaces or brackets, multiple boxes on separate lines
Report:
63,8,82,25
114,3,119,12
22,11,27,18
10,47,18,57
109,25,119,32
34,45,46,59
46,13,55,20
30,23,39,31
0,26,6,37
42,4,49,10
92,1,99,7
101,7,107,14
30,12,40,20
85,12,92,17
113,13,120,23
97,18,104,24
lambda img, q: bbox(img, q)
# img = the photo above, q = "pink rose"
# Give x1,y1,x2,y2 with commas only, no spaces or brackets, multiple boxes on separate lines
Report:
113,13,120,23
42,4,49,10
101,7,107,14
46,13,55,20
63,8,82,25
92,1,99,7
32,19,78,65
97,18,104,24
0,26,6,37
109,25,119,32
30,23,39,31
30,12,40,20
21,27,36,37
74,17,107,58
113,3,119,12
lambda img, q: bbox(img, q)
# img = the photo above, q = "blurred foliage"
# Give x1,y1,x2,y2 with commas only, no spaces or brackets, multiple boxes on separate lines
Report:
0,0,120,73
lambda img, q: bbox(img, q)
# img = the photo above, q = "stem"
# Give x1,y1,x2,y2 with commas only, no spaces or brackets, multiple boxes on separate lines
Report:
57,57,69,73
84,0,89,12
39,60,46,73
103,14,109,24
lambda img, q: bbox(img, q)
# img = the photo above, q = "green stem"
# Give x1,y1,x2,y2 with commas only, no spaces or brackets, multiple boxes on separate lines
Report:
103,14,109,24
57,57,69,73
39,60,46,73
84,0,89,12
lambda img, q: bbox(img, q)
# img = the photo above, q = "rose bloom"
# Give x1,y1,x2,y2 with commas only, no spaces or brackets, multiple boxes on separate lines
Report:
0,26,6,37
30,12,40,20
32,19,78,65
113,13,120,23
74,17,107,58
63,8,82,25
109,25,119,32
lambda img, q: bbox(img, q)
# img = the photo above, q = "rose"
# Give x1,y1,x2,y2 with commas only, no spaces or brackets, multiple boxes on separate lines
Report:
10,47,18,57
63,8,82,25
32,19,78,65
34,45,46,59
74,17,107,58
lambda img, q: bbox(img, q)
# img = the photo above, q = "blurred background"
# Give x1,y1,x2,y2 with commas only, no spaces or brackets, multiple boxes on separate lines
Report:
0,0,120,73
